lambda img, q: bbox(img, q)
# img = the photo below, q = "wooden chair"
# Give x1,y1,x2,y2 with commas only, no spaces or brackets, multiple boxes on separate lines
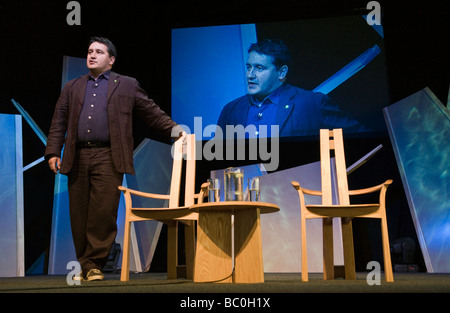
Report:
291,129,394,282
118,134,207,281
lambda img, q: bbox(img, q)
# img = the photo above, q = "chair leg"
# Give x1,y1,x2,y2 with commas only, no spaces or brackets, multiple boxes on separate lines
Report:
341,219,356,280
120,219,131,282
301,214,308,282
381,216,394,282
166,221,178,279
323,218,334,280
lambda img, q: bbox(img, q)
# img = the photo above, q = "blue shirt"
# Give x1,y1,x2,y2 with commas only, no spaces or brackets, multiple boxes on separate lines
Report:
245,85,281,137
77,71,110,142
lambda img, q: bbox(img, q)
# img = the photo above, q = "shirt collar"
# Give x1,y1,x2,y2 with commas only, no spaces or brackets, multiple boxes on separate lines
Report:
249,83,284,107
89,70,111,81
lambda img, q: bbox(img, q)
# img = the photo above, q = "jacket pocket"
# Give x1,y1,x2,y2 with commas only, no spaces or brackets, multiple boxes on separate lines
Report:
118,99,133,115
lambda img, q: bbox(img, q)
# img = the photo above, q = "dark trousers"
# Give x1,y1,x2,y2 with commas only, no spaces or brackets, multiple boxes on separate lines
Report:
67,147,124,273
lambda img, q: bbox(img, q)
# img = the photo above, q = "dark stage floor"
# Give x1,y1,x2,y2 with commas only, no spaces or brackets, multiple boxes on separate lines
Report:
1,272,449,293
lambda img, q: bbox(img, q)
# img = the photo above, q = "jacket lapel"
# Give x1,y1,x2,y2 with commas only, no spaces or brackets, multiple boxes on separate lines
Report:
107,72,120,102
275,84,295,131
74,74,88,114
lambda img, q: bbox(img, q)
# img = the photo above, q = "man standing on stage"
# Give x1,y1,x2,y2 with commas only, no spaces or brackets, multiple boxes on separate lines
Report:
45,37,184,281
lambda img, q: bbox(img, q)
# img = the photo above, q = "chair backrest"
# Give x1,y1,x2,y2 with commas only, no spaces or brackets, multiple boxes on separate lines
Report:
319,129,350,206
168,134,196,208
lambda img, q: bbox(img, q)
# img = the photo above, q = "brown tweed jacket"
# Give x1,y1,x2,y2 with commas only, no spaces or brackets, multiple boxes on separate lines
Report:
45,71,181,175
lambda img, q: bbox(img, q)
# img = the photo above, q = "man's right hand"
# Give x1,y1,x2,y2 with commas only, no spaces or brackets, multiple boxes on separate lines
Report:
48,156,61,174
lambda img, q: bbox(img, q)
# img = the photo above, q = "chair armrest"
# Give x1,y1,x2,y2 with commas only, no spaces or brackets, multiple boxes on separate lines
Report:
291,181,322,196
348,179,393,196
194,182,210,204
118,186,171,200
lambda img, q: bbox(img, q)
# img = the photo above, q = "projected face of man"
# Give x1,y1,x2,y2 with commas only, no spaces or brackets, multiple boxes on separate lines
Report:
246,51,288,101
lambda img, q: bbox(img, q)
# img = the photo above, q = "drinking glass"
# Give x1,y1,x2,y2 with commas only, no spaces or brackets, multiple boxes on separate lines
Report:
207,178,220,202
224,168,244,201
248,177,261,202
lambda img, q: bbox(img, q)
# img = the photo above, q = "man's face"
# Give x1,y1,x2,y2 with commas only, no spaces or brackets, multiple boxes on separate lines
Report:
246,51,286,100
87,41,115,76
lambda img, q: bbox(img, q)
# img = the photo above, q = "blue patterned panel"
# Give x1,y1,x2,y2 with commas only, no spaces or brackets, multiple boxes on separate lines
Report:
0,114,24,277
384,88,450,273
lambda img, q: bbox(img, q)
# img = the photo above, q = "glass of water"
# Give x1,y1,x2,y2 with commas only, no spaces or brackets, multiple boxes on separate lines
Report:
224,168,244,201
248,177,261,202
207,178,220,202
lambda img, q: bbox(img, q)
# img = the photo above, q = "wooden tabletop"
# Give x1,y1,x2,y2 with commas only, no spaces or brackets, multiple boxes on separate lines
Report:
191,201,280,214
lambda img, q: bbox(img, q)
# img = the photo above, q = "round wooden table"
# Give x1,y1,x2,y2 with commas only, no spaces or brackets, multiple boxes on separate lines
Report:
191,201,280,283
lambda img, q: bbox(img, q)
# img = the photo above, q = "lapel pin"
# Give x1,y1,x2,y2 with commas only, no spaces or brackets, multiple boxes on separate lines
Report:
285,105,289,109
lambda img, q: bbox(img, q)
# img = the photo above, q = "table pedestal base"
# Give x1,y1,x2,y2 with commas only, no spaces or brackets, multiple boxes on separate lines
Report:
233,208,264,283
194,210,233,283
193,208,264,283
192,201,279,284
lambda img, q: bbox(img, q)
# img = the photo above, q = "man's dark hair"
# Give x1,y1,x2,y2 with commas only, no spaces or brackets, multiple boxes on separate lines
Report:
89,36,117,59
248,38,290,70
